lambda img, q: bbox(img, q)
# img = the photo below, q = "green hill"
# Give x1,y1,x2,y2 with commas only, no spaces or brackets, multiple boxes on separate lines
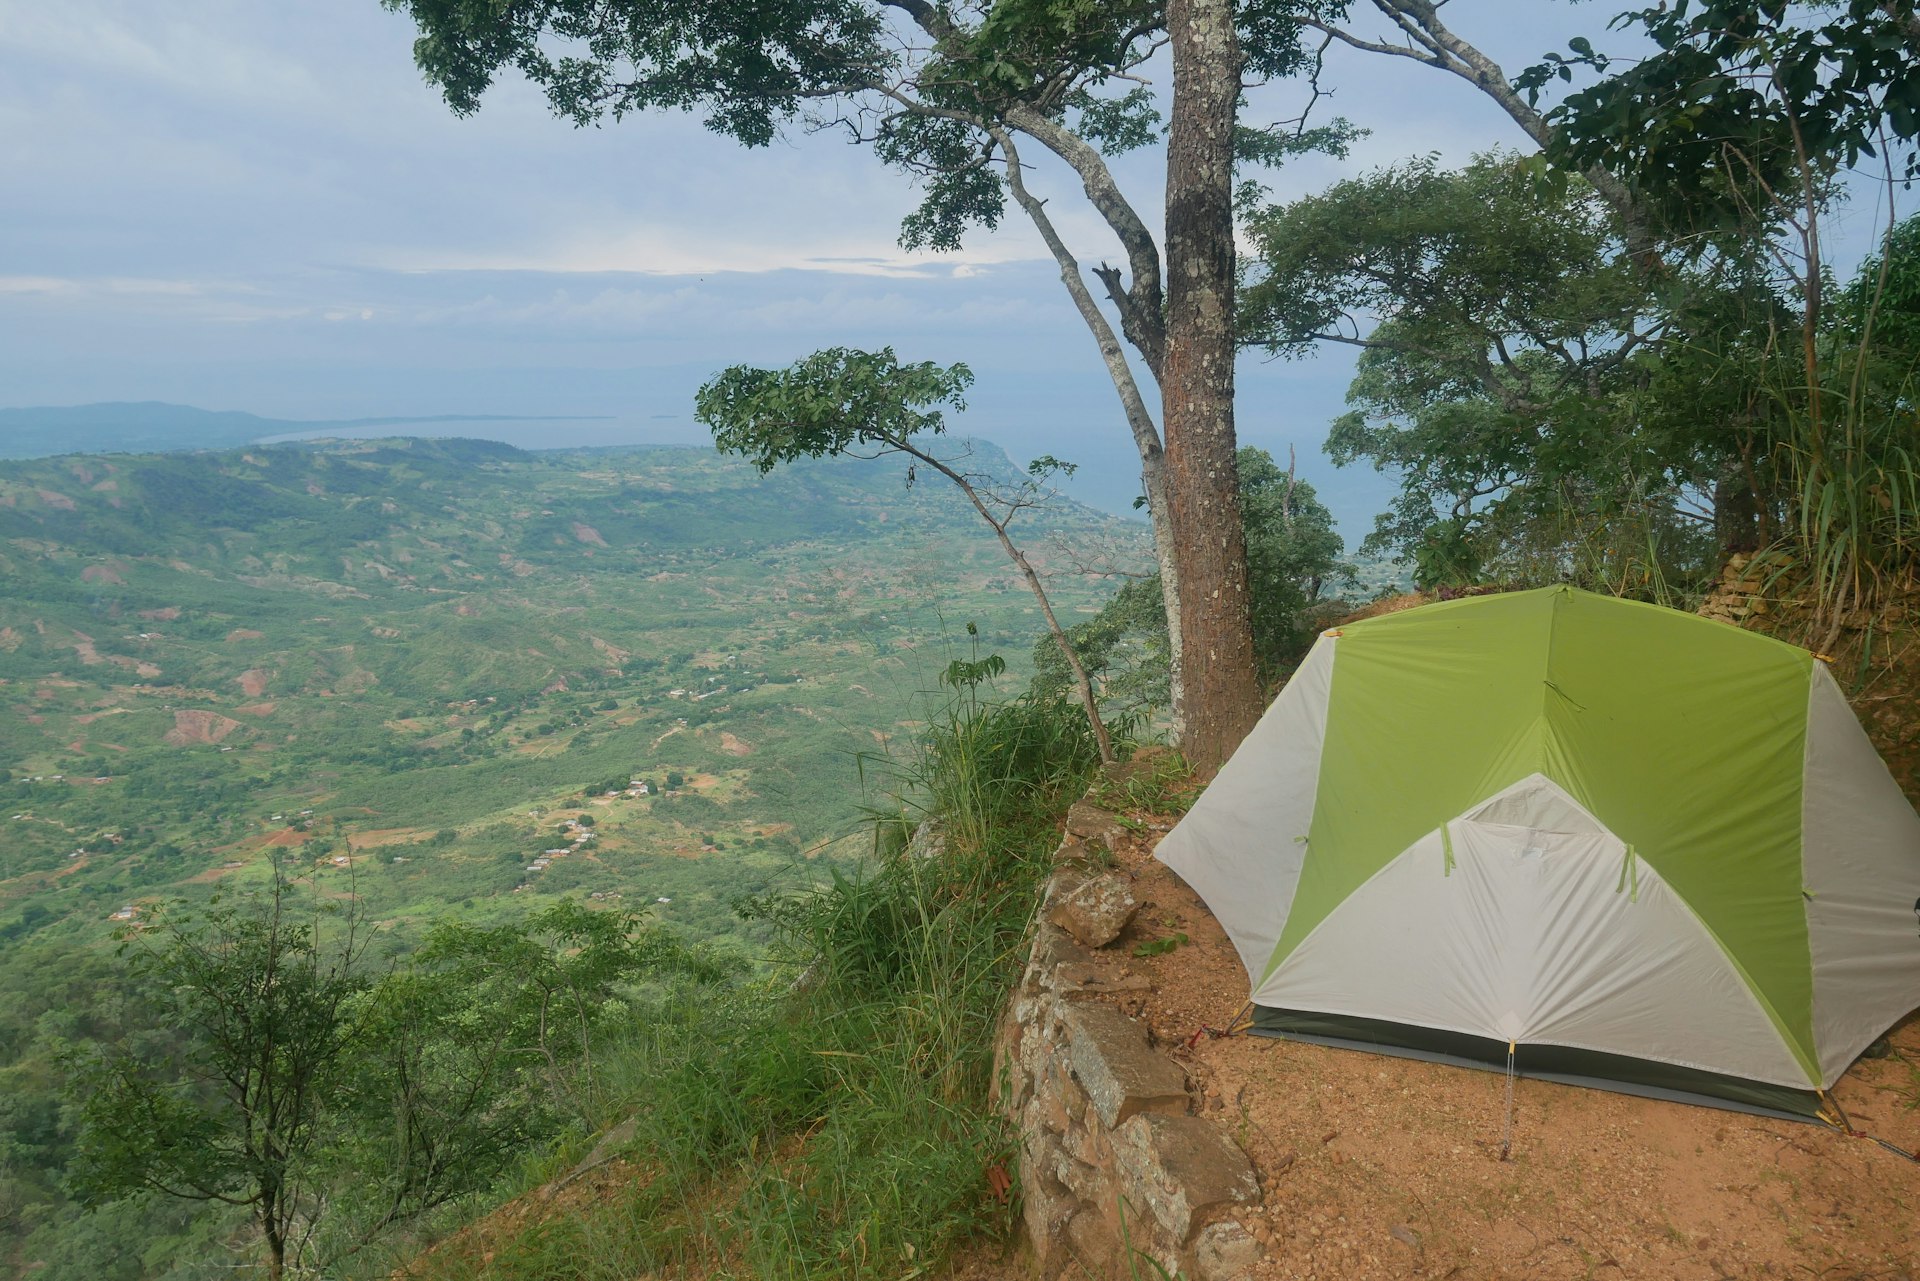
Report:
0,402,607,458
0,436,1143,1275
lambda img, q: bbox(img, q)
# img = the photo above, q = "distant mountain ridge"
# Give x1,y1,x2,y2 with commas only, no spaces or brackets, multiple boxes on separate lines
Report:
0,400,611,459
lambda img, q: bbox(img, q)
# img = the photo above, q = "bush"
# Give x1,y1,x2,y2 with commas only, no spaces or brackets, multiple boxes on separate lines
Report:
408,689,1099,1280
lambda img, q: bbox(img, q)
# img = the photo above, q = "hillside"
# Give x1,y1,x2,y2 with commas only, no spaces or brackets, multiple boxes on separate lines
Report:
0,436,1145,1277
0,402,607,459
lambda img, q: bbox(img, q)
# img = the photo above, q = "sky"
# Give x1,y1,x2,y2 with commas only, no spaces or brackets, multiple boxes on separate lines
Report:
0,2,1901,536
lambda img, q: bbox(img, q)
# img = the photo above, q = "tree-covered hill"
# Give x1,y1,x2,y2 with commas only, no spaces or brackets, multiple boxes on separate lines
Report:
0,437,1142,1277
0,402,607,459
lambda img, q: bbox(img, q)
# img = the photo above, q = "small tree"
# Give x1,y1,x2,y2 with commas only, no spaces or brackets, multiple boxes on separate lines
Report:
697,346,1116,764
68,862,369,1281
67,865,719,1276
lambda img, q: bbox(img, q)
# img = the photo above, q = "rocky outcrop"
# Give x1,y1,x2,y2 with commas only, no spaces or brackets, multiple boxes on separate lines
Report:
995,796,1265,1280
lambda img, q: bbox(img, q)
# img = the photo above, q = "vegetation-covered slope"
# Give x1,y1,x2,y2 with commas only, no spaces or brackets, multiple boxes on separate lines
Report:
0,436,1142,1276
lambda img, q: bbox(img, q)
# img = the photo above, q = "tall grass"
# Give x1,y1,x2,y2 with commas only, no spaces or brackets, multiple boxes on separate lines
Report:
1775,375,1920,641
395,682,1102,1281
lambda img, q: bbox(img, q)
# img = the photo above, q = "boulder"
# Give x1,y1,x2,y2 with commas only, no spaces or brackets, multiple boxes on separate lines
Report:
904,818,945,860
1046,871,1140,948
1113,1113,1260,1245
1064,800,1128,848
1063,1002,1189,1129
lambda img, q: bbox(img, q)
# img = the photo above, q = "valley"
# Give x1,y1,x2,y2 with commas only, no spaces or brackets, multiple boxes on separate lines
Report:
0,436,1146,1275
0,437,1140,949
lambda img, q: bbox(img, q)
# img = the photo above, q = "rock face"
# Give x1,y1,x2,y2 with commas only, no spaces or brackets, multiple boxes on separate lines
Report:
1064,800,1129,849
1112,1113,1259,1243
993,770,1265,1280
1045,871,1140,948
1062,1003,1189,1129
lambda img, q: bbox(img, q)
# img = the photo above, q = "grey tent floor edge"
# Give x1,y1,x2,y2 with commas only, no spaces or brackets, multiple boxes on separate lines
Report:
1250,1006,1824,1122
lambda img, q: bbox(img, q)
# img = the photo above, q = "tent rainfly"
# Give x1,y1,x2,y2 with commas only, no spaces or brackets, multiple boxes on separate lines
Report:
1156,585,1920,1117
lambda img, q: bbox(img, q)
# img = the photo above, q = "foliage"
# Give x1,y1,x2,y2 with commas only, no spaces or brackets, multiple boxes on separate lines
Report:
1521,1,1920,234
697,347,973,472
382,0,1340,262
700,347,1119,760
65,866,718,1277
1239,148,1919,598
1032,447,1349,704
67,862,370,1278
1243,152,1696,586
1237,447,1353,660
404,682,1101,1281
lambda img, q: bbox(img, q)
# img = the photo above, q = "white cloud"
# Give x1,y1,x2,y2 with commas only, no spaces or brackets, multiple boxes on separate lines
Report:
375,216,1052,279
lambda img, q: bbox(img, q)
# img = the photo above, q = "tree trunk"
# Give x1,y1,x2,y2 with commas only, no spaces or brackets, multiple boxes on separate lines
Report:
262,1212,285,1281
1163,0,1260,772
987,124,1186,739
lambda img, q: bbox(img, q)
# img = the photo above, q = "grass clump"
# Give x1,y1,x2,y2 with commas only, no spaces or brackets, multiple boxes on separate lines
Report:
397,683,1103,1281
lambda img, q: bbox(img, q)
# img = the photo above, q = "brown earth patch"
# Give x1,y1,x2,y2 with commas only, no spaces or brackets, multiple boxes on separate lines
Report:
590,635,630,664
265,828,311,847
79,564,123,584
236,669,270,697
1096,781,1920,1281
73,709,131,725
138,606,181,621
226,628,265,642
571,522,609,547
35,489,76,511
718,732,752,756
236,702,277,717
163,710,244,745
0,627,19,652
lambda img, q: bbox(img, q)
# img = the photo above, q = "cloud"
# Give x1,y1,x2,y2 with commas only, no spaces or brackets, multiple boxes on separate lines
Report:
375,219,1051,279
0,275,211,298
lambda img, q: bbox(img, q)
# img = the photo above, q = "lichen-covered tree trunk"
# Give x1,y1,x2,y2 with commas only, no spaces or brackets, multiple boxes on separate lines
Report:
1163,0,1260,772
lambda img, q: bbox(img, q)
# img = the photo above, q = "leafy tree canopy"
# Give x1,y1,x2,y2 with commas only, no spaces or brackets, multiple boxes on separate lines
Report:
1242,151,1762,589
1521,0,1920,236
382,0,1347,257
697,347,971,470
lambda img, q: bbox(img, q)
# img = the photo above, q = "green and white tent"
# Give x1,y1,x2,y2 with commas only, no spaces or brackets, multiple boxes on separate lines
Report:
1157,585,1920,1116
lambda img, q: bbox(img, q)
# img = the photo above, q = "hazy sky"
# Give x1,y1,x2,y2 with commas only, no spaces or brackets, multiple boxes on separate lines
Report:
0,2,1899,531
